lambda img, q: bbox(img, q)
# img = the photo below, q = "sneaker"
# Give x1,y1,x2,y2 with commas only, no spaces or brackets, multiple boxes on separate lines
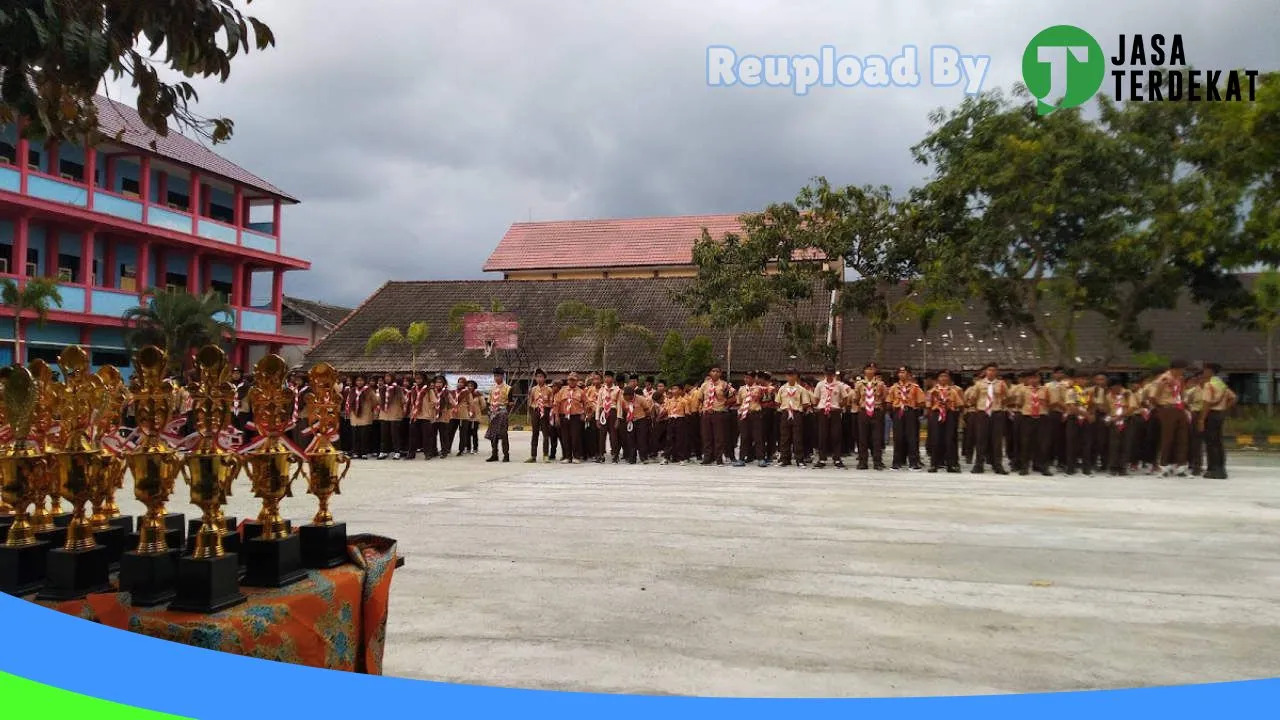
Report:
525,458,537,464
834,460,846,469
485,455,498,462
757,461,768,468
814,462,826,469
733,460,746,467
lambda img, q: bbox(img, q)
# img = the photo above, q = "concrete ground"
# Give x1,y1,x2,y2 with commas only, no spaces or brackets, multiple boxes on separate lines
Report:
122,431,1280,696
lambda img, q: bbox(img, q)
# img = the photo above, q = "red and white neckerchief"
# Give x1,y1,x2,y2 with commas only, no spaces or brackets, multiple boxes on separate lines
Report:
738,386,755,420
896,385,910,417
1171,377,1185,410
1030,388,1043,418
625,399,635,432
984,381,997,415
864,381,877,417
534,385,549,418
435,388,450,421
934,387,949,423
348,386,368,416
643,388,655,400
292,385,309,424
407,384,424,418
782,384,801,421
1112,393,1127,430
818,381,839,414
701,382,718,413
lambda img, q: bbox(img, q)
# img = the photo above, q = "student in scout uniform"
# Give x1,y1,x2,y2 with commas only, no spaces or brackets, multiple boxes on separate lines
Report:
1103,377,1136,476
1090,372,1111,473
811,365,849,469
1062,371,1095,476
838,371,856,461
527,369,555,463
348,374,376,459
406,372,434,460
1184,370,1206,476
485,367,513,462
686,380,703,462
1197,363,1234,479
698,365,732,465
595,373,624,463
1151,360,1192,477
888,366,926,470
547,379,564,461
376,373,406,459
758,372,778,462
734,371,767,468
1046,366,1069,470
970,362,1010,474
1012,370,1052,476
1138,373,1163,472
775,368,812,467
852,363,888,471
620,386,655,464
425,375,450,458
1002,372,1021,469
583,373,601,461
554,372,587,463
660,385,686,464
446,377,466,455
926,369,964,473
961,379,979,466
723,375,740,464
650,380,667,461
465,379,485,455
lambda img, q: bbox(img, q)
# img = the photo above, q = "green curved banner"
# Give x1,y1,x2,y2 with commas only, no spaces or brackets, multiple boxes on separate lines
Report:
0,671,192,719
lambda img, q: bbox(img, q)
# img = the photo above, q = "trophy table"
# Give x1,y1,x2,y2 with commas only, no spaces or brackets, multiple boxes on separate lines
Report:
240,355,307,588
118,347,183,606
170,345,247,614
300,363,352,569
0,367,53,596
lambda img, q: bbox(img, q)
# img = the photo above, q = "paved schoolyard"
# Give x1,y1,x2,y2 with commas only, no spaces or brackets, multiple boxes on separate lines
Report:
133,432,1280,696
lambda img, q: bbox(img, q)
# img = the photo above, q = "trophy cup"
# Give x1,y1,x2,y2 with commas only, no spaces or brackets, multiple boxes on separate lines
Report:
240,354,307,588
27,360,69,547
170,346,247,613
90,365,133,568
0,366,54,596
119,346,184,606
0,366,14,536
37,346,112,601
300,363,352,569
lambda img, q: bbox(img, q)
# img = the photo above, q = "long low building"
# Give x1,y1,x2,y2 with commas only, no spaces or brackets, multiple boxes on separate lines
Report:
304,276,1275,401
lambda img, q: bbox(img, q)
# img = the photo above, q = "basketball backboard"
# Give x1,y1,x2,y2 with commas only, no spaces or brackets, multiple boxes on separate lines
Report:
463,313,519,357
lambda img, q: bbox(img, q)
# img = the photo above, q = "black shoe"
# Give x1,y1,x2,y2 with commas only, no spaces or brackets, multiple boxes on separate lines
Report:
503,456,510,463
891,465,902,470
972,466,984,474
834,460,845,469
993,467,1008,475
1019,469,1030,476
780,460,792,467
947,466,961,473
874,464,885,471
485,455,498,462
814,462,826,469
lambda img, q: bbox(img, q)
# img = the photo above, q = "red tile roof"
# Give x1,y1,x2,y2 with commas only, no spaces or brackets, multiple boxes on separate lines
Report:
483,214,747,272
93,95,297,203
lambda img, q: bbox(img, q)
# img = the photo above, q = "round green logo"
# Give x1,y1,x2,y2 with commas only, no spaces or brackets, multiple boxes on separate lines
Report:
1022,25,1106,114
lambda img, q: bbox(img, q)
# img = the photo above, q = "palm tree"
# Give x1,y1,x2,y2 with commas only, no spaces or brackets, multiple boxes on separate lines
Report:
555,300,657,373
365,321,430,373
123,289,236,375
1,277,64,363
447,298,506,335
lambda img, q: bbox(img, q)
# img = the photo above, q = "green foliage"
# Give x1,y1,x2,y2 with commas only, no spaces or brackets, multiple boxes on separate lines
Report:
1225,406,1280,438
1131,352,1172,372
555,300,656,372
683,335,716,385
1,276,63,363
657,331,685,385
447,299,506,335
0,0,276,146
365,321,431,373
123,289,234,375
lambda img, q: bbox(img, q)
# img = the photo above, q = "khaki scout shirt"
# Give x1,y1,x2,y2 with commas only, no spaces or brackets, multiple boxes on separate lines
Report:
1104,389,1137,421
1201,377,1235,412
852,378,888,414
595,385,622,416
812,380,848,413
929,385,964,413
350,386,376,426
737,384,764,413
381,384,406,421
971,378,1008,414
528,384,555,421
699,380,730,412
1012,384,1050,417
663,395,686,418
1149,372,1188,408
775,383,812,414
555,386,587,416
622,395,654,422
887,382,926,412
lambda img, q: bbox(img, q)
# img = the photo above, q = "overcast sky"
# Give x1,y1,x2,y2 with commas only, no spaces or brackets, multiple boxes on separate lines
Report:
107,0,1278,307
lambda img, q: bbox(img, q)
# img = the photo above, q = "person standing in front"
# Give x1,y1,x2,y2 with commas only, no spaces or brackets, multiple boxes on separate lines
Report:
348,374,376,460
1012,370,1052,476
377,373,406,460
853,363,888,471
888,366,926,470
621,387,655,464
734,371,767,467
970,363,1010,474
812,366,849,469
1151,360,1192,477
527,369,554,463
1103,377,1136,476
554,372,587,463
775,368,812,467
698,365,732,466
1197,363,1234,479
485,367,513,462
926,370,964,473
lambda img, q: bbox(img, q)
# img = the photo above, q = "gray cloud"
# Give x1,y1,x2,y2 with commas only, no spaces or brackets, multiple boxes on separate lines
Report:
117,0,1280,306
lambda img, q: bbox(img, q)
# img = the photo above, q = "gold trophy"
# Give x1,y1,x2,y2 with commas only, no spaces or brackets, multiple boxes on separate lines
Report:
27,359,68,544
119,346,185,606
90,365,133,567
300,363,352,569
170,345,247,613
0,366,54,596
240,354,307,588
37,346,112,600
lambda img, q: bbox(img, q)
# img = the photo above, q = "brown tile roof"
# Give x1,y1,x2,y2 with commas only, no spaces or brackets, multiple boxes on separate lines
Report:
305,277,1270,376
93,95,298,203
281,296,354,329
483,214,748,272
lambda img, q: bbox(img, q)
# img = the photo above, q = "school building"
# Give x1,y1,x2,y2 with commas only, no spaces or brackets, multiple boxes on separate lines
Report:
0,96,310,376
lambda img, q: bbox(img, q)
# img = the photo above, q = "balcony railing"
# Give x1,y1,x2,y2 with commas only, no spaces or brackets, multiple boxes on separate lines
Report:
238,308,278,334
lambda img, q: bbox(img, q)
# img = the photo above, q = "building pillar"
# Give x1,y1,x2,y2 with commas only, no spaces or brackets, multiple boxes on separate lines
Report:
157,172,168,207
188,253,200,293
136,240,150,293
104,237,116,288
14,215,29,279
139,157,151,222
16,119,29,193
190,172,201,231
84,147,96,208
47,142,59,177
80,229,93,287
272,199,282,238
233,186,244,245
80,326,91,348
243,268,253,308
272,268,284,333
45,225,58,277
232,261,246,306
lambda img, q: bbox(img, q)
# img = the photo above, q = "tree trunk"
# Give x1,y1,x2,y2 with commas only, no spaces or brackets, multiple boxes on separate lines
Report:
1268,328,1274,417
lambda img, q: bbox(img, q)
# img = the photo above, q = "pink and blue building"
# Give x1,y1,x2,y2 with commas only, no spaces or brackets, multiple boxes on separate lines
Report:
0,96,309,376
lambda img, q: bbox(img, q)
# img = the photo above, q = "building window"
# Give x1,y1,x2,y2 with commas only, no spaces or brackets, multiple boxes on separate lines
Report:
120,177,140,195
0,141,15,164
27,148,40,170
91,349,131,368
59,158,84,181
26,346,62,365
166,191,189,211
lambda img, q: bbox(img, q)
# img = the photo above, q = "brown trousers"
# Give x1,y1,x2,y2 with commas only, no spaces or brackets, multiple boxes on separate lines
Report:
815,410,843,461
700,411,729,462
1157,406,1190,466
739,411,764,461
598,411,621,459
778,411,804,463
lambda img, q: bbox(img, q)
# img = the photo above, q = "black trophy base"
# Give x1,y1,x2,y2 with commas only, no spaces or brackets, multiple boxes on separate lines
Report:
108,516,134,532
168,554,246,614
94,525,129,568
0,515,13,535
126,528,183,555
0,540,51,596
36,546,111,601
35,526,67,549
242,520,291,543
118,549,181,607
241,534,307,588
51,512,73,528
187,517,237,539
300,522,349,569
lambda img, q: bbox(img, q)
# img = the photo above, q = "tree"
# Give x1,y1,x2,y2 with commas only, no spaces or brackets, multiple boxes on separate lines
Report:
1,277,62,363
554,300,656,373
0,1,276,147
123,289,234,375
683,336,716,385
657,331,686,385
446,298,507,335
365,321,431,374
1251,271,1280,416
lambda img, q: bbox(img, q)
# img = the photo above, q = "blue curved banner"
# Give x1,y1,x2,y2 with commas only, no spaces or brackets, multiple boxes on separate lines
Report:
0,592,1273,718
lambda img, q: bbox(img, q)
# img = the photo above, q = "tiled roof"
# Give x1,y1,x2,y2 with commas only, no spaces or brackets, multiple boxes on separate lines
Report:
483,214,748,272
93,95,297,203
304,277,1270,375
281,296,354,329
